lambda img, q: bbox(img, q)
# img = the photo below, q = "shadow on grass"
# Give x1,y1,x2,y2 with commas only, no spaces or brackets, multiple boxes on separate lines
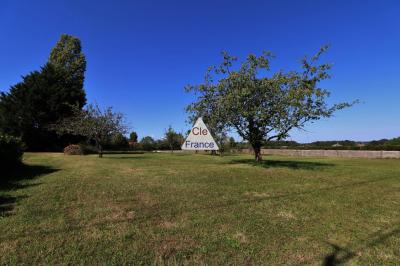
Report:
102,151,144,155
229,158,334,170
322,227,400,265
0,164,58,217
105,156,147,160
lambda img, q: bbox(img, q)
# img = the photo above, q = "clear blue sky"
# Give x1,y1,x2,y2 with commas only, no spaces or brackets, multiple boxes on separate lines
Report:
1,0,399,142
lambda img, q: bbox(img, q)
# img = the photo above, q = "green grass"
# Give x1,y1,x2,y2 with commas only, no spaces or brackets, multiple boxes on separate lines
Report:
1,152,399,265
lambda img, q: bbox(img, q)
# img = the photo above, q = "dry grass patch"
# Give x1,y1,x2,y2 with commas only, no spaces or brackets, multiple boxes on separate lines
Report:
155,235,199,261
119,167,145,176
159,220,178,229
243,191,270,198
0,239,18,255
277,210,296,220
234,232,249,244
136,192,159,207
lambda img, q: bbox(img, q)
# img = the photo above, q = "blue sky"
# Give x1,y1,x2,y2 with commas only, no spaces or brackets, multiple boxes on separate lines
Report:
1,0,399,142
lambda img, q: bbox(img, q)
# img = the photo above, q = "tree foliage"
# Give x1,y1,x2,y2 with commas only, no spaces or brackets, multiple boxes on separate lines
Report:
109,133,129,150
49,34,86,90
0,34,86,151
164,126,184,152
129,131,138,142
53,103,127,157
0,134,24,168
186,46,356,161
139,136,156,151
185,66,229,155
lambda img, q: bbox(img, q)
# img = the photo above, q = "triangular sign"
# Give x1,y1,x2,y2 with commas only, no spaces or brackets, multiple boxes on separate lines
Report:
182,117,219,150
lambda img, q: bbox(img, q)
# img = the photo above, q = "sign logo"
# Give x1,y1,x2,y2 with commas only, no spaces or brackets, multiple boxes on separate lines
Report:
182,117,219,150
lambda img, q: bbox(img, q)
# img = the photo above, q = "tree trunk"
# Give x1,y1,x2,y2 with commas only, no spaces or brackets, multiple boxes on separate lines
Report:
248,119,263,162
98,144,103,158
253,143,262,162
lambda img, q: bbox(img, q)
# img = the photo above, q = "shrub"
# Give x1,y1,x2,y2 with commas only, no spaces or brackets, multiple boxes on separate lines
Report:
79,143,98,155
0,134,24,166
63,144,83,155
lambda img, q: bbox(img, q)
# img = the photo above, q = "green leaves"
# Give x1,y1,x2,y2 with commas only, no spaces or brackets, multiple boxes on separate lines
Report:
49,34,86,91
186,46,356,161
53,103,127,156
0,34,87,151
164,126,184,151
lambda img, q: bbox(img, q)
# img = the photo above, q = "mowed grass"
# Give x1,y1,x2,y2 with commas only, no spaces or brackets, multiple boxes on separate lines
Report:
1,152,399,265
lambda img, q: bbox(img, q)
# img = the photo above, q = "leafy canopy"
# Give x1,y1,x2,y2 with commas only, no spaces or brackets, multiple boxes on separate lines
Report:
53,103,127,157
186,46,356,161
164,126,184,151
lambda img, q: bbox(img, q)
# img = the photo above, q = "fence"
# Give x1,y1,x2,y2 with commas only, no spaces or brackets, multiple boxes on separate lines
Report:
238,149,400,159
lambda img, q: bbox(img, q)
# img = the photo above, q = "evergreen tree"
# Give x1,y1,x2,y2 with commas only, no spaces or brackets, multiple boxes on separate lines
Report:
0,34,86,150
129,131,138,142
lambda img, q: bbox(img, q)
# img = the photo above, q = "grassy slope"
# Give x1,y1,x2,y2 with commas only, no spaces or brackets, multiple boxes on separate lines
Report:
0,152,399,265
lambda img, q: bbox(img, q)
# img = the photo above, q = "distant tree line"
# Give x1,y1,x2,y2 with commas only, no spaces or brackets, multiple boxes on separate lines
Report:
261,138,400,151
119,128,185,152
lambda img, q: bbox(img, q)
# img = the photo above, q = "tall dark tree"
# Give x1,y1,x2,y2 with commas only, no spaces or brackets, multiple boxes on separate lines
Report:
129,131,138,142
0,34,86,150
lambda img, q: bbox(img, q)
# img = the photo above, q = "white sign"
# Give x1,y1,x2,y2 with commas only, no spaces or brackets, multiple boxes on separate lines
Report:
182,117,219,150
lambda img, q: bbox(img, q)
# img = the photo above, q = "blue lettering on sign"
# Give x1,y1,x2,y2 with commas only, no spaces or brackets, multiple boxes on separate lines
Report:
185,141,215,149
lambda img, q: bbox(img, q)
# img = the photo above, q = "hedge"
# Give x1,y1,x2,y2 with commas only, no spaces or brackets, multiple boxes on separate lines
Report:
0,134,24,167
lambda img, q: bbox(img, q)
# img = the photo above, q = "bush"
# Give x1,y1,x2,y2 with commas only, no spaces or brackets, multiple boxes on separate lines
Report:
63,144,83,155
0,134,24,167
79,143,98,155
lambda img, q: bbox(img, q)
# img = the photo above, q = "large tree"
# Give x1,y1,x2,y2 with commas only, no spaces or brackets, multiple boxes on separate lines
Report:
53,103,127,157
186,47,355,161
0,34,86,150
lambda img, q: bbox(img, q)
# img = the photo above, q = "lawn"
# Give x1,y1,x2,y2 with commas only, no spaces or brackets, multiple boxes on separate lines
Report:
1,152,399,265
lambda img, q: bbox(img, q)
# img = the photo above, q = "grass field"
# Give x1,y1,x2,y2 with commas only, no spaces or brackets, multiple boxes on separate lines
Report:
1,152,399,265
